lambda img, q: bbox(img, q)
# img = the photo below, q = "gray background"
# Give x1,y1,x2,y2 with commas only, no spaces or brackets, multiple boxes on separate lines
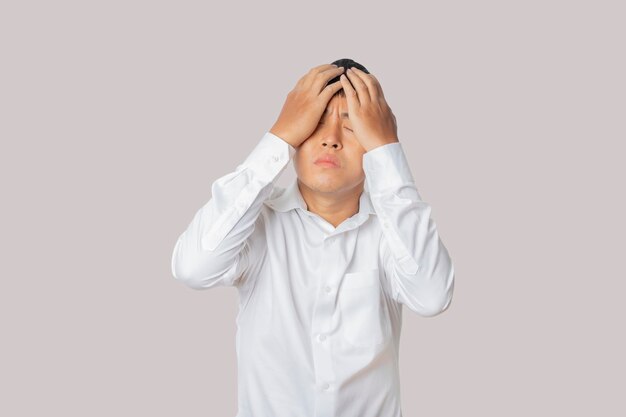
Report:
1,1,624,416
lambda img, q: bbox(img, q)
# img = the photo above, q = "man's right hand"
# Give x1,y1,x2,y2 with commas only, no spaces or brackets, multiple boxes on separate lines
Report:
270,64,345,148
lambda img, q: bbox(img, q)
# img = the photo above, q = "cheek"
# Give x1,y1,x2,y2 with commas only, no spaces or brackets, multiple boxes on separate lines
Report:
293,151,310,173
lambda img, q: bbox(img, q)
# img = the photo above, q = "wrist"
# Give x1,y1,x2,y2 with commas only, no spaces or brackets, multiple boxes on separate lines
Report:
269,126,297,148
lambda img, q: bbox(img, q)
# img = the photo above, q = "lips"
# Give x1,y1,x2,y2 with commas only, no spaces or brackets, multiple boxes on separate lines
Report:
314,154,340,168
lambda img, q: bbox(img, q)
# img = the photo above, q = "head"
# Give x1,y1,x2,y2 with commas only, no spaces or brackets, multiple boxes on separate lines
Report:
293,58,371,197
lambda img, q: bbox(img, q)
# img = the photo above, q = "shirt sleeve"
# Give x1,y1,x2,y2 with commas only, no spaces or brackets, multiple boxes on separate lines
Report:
171,131,295,290
363,142,455,317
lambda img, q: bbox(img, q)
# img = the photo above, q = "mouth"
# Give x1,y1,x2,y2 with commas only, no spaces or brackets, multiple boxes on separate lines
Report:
314,160,339,168
314,154,340,168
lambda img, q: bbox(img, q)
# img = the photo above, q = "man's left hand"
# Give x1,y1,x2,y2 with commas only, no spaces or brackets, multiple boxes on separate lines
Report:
340,67,399,152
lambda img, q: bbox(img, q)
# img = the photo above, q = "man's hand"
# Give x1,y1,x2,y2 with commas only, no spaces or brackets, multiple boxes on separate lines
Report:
270,64,346,148
340,67,399,152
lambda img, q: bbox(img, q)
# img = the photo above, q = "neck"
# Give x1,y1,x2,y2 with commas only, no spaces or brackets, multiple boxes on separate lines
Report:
297,179,364,228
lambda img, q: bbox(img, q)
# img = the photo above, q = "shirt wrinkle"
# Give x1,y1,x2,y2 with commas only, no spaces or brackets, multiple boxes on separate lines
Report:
171,131,455,417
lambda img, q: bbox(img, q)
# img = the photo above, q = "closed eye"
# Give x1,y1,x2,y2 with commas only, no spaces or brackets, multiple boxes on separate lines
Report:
318,122,353,132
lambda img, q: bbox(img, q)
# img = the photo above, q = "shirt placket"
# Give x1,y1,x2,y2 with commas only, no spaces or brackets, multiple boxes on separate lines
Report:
311,228,341,417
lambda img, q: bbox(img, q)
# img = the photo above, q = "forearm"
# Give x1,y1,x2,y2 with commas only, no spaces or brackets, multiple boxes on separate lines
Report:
171,131,295,289
364,141,455,316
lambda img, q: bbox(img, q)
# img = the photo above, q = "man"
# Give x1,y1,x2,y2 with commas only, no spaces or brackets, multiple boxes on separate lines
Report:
171,58,455,417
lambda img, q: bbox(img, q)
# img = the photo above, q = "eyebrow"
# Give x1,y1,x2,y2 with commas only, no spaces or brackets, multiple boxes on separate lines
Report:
322,108,350,119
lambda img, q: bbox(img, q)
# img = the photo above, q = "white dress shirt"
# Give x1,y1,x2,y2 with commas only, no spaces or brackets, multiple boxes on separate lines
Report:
171,131,455,417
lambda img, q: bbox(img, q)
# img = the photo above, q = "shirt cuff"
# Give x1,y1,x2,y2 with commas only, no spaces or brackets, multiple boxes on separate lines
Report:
239,131,296,183
362,142,415,194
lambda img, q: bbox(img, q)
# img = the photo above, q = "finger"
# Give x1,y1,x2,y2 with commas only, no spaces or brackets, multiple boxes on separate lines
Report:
310,63,340,73
297,64,340,87
308,64,342,81
312,66,345,94
320,79,344,102
368,73,386,101
320,65,345,81
339,73,360,110
350,67,380,102
345,68,371,104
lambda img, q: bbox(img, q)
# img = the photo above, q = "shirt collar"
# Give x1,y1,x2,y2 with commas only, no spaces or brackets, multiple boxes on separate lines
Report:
265,179,377,216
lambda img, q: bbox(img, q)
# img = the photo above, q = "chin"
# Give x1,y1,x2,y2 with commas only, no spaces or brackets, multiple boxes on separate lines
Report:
298,175,335,192
310,177,362,195
314,183,343,194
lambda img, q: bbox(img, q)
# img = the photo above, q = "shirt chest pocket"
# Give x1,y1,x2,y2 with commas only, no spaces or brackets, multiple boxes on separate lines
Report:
338,268,390,348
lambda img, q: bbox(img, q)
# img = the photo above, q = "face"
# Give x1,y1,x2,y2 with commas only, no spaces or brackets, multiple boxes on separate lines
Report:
293,93,367,196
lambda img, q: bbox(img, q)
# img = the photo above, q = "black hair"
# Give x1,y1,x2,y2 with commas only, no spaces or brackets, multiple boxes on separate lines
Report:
328,58,370,98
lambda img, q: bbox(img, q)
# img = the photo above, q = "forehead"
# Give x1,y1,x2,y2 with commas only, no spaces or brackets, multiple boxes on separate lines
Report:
322,95,349,119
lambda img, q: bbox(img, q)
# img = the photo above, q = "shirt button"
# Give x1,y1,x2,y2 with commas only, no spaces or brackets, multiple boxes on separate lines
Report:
324,286,332,294
383,221,390,228
322,382,330,390
318,333,327,342
272,155,279,162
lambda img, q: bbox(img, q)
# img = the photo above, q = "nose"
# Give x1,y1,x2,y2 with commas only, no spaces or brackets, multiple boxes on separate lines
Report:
321,127,344,150
321,139,342,150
